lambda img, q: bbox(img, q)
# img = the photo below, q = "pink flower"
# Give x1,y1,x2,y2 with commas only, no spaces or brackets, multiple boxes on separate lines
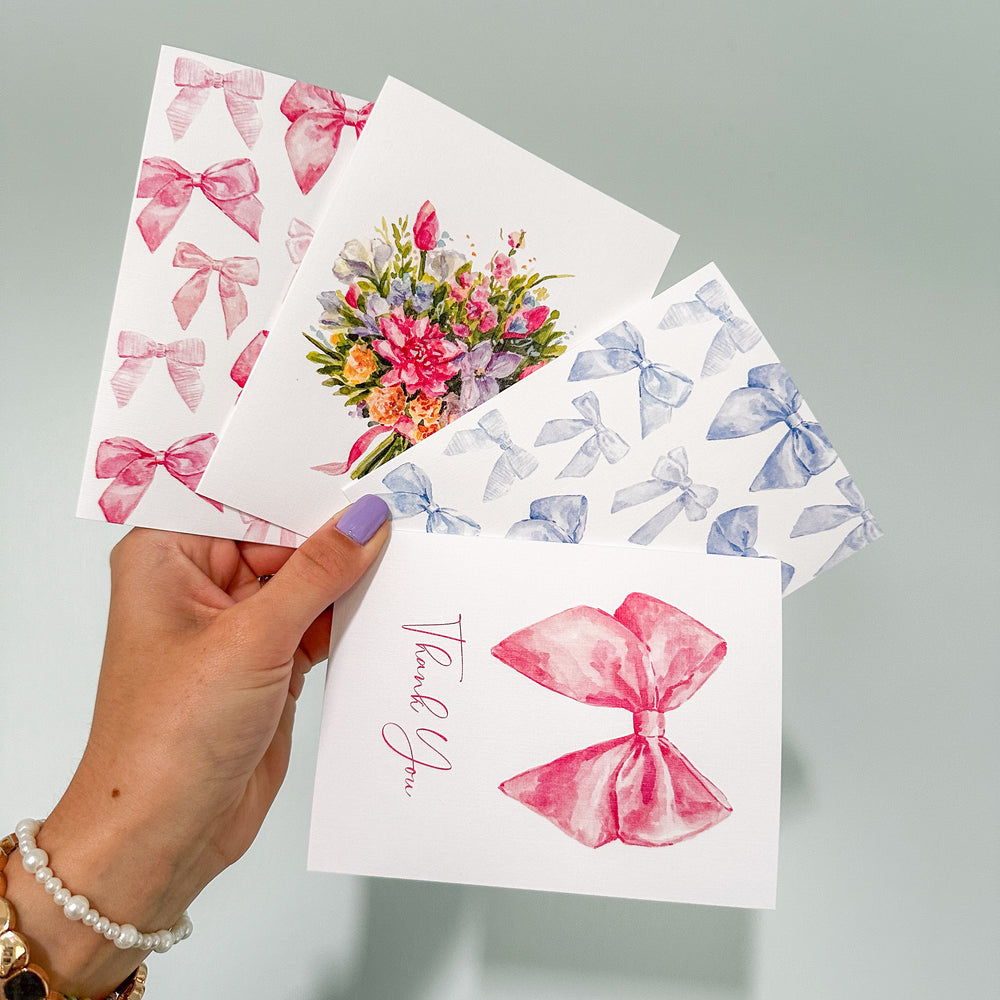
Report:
374,309,464,397
345,284,359,309
519,362,546,380
507,229,525,249
464,283,490,322
523,305,550,332
414,201,439,252
451,322,471,339
479,306,499,333
504,305,549,338
492,254,515,287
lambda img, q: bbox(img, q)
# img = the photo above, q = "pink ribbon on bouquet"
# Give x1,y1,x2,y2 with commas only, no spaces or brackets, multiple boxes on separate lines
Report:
165,57,265,148
238,512,301,547
230,329,268,398
110,331,205,411
135,157,263,252
311,426,392,477
280,83,373,194
491,593,731,848
95,433,223,524
171,242,259,338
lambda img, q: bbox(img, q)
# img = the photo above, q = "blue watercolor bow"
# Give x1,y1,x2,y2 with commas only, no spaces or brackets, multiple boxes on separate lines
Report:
534,391,630,478
568,320,693,437
611,447,718,545
707,362,837,490
443,409,539,501
380,463,481,535
506,494,589,544
657,278,762,377
790,476,883,576
706,506,795,592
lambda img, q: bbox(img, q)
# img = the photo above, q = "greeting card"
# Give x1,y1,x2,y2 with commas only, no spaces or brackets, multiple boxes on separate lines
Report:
343,264,882,594
76,46,371,540
309,532,782,908
199,77,679,532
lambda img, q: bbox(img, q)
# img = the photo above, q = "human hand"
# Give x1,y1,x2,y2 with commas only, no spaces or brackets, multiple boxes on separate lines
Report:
3,496,389,996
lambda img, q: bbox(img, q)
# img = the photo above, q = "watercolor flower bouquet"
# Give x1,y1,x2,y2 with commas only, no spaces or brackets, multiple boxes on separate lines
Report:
304,201,570,478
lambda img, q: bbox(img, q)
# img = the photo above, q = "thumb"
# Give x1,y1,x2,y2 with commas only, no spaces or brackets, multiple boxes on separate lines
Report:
241,494,390,653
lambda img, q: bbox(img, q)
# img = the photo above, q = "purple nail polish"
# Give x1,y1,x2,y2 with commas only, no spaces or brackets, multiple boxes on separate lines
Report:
336,494,390,544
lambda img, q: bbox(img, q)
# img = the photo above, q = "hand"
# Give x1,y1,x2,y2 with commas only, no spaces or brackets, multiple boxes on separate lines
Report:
3,497,389,996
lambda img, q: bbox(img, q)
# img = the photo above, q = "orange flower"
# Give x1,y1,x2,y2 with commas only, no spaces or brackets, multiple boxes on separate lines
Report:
411,419,444,442
408,392,442,426
343,344,377,384
367,384,406,425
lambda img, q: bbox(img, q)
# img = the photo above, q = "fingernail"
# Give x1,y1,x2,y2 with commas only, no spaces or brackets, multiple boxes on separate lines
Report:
335,494,390,545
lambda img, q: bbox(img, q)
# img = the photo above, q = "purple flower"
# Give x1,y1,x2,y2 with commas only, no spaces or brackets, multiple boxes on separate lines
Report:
458,342,521,412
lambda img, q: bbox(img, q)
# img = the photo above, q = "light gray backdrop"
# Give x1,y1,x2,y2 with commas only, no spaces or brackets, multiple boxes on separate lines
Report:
2,1,997,997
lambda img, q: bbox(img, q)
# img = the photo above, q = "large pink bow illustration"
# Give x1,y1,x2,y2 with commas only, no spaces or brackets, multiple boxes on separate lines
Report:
109,331,205,411
95,433,223,523
165,57,265,148
491,593,731,848
238,512,301,547
280,83,373,194
135,157,263,252
171,242,259,337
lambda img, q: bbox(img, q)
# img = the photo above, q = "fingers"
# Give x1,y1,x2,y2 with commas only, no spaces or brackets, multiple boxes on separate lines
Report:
237,495,390,658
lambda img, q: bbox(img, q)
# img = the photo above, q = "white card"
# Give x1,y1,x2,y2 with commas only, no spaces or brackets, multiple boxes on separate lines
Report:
309,533,782,908
344,264,883,594
199,77,679,533
76,46,370,541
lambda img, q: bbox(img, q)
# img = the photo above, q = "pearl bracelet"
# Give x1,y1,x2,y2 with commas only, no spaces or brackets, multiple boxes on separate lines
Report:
15,820,192,955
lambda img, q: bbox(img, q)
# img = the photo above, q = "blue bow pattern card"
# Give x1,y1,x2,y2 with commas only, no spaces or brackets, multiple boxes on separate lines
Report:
343,263,882,594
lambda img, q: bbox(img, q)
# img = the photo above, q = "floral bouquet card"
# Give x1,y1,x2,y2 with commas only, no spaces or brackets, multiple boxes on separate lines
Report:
77,46,371,541
342,264,882,594
198,77,680,533
308,532,782,908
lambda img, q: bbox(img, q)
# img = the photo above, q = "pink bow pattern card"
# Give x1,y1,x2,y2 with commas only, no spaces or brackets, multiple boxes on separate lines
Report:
308,532,782,908
198,77,680,533
341,264,882,594
76,46,371,540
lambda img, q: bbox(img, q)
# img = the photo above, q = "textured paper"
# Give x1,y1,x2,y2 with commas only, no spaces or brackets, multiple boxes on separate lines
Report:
77,46,370,541
200,77,679,533
309,532,782,908
343,264,882,594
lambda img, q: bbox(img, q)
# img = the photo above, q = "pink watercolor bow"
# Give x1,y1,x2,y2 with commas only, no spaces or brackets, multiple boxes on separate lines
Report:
285,218,314,264
171,242,259,338
238,512,301,547
95,433,223,524
109,331,205,411
230,329,268,398
491,593,731,848
280,83,373,194
135,157,263,252
165,57,265,148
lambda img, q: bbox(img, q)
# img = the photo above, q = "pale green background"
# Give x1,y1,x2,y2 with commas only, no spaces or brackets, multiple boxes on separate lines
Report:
2,1,997,997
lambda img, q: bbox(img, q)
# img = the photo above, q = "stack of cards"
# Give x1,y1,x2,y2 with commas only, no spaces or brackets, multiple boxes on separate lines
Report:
78,48,882,909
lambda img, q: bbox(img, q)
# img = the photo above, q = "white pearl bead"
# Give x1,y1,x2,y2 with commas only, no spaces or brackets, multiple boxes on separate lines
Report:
104,921,120,941
34,866,53,883
174,912,193,940
139,933,155,951
53,887,71,906
94,916,110,935
114,923,140,950
153,929,173,953
21,847,48,873
64,894,90,920
15,818,41,840
83,908,100,927
44,876,62,894
18,838,32,856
